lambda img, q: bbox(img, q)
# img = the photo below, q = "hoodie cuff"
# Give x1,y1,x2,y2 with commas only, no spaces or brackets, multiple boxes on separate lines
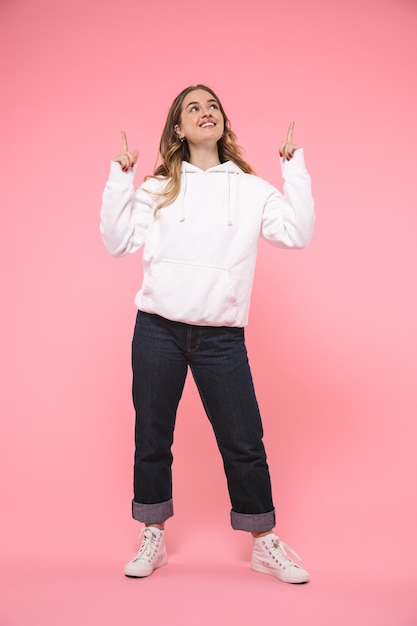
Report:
280,147,307,175
108,160,137,184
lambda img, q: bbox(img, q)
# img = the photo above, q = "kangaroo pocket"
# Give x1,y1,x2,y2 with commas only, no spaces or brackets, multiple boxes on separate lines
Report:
142,259,238,325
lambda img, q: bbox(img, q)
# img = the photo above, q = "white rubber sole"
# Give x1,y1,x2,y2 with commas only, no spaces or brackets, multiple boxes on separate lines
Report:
124,551,168,578
251,557,309,584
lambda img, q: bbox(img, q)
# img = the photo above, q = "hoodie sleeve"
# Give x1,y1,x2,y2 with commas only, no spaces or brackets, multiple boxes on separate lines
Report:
100,161,154,257
261,148,315,249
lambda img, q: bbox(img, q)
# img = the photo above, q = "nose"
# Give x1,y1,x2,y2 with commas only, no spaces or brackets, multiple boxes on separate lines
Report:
201,107,213,118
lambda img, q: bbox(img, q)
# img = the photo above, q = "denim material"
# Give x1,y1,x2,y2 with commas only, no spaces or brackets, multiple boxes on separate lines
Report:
231,509,276,532
131,311,275,530
132,499,173,524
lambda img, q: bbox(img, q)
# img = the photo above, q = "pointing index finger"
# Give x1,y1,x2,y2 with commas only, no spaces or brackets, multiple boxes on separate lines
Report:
287,121,295,144
121,130,128,153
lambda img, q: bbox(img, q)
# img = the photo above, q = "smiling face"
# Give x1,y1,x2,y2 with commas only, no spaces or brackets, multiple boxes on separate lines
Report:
174,89,225,148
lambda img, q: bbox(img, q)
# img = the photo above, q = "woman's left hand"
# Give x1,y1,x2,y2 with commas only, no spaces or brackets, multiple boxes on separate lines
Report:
279,122,300,161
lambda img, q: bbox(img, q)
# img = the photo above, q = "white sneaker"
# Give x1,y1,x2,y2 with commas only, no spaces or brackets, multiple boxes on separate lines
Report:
124,526,167,577
251,533,309,584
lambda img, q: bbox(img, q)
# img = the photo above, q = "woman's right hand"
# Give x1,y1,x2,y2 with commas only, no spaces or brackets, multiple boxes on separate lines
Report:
112,131,139,172
279,122,299,161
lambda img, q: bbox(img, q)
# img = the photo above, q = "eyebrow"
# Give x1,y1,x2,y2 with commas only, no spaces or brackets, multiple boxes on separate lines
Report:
185,98,218,109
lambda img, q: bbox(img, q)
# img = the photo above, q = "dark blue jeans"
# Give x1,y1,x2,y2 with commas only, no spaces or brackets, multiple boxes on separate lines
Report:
131,311,275,532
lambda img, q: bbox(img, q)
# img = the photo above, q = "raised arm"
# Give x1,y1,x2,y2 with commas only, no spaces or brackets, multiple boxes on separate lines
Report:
262,122,315,248
100,132,153,257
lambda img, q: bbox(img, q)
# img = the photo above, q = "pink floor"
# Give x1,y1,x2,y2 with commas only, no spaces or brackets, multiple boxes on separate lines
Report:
2,515,415,626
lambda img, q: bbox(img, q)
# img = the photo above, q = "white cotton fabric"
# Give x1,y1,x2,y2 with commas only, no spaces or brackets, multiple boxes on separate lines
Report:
100,150,315,327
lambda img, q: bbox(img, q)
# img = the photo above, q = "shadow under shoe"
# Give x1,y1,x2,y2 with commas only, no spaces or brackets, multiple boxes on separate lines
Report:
124,526,167,578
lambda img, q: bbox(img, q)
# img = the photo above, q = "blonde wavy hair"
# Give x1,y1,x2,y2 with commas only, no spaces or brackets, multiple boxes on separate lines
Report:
146,85,255,214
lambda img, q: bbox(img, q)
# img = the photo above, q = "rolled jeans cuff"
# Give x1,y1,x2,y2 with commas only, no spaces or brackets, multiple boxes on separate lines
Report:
132,499,174,524
231,509,276,532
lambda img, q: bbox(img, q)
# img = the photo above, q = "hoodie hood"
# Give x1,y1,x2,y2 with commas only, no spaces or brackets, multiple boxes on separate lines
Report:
178,160,243,225
180,160,243,175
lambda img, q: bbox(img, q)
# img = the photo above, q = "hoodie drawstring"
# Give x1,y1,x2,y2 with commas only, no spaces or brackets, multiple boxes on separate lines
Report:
225,163,233,227
179,163,186,222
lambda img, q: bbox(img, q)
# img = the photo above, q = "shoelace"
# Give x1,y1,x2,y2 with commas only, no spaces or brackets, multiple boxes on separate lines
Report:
271,537,303,566
133,528,155,561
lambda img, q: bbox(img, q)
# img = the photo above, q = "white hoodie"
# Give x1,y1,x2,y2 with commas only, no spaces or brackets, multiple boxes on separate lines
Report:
100,149,315,327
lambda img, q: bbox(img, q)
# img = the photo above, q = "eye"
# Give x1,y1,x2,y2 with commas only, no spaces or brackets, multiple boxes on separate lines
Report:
190,105,199,112
210,103,219,110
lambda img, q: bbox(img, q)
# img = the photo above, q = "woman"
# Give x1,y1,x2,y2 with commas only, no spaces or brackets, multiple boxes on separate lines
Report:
100,84,315,583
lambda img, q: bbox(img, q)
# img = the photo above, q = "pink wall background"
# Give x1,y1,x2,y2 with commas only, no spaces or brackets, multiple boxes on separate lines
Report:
1,0,416,624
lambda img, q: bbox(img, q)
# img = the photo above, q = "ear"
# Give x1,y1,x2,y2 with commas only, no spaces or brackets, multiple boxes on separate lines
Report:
174,124,183,139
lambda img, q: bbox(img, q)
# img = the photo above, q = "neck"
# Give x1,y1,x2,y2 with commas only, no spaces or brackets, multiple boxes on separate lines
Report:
187,144,221,171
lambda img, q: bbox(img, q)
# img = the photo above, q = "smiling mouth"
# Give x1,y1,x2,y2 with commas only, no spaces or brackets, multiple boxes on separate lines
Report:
200,121,215,128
